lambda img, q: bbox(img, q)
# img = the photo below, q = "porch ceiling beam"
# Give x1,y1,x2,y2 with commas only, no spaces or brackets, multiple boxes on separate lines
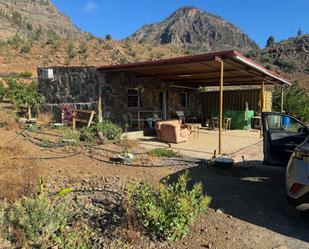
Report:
163,75,258,83
135,68,238,78
172,81,275,87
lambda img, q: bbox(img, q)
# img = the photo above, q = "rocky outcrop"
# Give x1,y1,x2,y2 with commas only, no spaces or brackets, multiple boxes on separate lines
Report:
0,0,83,40
129,6,259,53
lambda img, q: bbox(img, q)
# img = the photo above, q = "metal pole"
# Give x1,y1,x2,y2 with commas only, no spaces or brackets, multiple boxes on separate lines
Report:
219,61,224,154
281,85,284,113
260,81,265,138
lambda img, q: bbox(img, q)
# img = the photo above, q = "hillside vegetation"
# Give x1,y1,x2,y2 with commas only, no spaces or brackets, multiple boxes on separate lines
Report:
0,1,308,93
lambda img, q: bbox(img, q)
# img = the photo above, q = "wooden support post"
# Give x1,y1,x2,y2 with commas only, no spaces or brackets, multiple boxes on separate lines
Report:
219,60,224,154
61,108,65,124
28,107,32,120
281,85,284,113
72,111,77,130
98,84,103,123
260,81,265,138
87,111,95,127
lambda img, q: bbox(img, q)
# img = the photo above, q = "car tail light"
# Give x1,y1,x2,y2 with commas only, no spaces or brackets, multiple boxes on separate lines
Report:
290,183,302,194
294,150,306,160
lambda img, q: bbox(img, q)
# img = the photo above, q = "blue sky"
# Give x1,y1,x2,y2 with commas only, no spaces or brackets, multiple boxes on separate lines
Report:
52,0,309,48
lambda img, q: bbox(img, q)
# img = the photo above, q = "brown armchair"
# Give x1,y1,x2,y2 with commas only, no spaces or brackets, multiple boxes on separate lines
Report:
155,120,182,138
160,123,190,143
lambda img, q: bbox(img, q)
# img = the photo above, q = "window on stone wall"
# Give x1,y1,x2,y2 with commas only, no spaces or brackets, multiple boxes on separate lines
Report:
128,88,139,108
180,92,188,107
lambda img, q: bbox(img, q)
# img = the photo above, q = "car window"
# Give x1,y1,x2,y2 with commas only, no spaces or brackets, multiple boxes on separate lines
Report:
266,114,306,133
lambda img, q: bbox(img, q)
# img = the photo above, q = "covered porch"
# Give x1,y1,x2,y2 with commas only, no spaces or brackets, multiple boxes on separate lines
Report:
138,129,262,160
99,50,290,154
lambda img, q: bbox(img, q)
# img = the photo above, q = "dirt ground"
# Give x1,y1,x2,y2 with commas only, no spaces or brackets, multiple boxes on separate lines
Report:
0,107,308,248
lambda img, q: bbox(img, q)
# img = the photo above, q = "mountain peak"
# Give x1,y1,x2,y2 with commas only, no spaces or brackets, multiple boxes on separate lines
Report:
0,0,83,40
129,6,258,52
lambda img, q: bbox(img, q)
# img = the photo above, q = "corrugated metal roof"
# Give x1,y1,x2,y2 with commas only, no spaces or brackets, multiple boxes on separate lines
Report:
98,50,291,86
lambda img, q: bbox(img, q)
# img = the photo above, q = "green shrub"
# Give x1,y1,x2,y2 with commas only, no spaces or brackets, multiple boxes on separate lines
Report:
0,202,7,241
274,58,298,73
80,126,97,144
11,11,23,26
0,82,4,101
20,42,32,53
4,78,26,106
6,193,71,246
79,41,88,54
58,126,80,142
148,148,181,158
273,83,309,121
4,79,44,118
18,71,33,78
26,22,33,31
1,179,90,248
96,120,122,141
105,34,112,40
0,40,7,49
128,172,211,241
52,222,91,249
7,33,22,48
67,42,76,59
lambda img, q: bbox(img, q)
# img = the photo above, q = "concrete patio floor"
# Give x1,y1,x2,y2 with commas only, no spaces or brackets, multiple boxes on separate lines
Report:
138,129,263,160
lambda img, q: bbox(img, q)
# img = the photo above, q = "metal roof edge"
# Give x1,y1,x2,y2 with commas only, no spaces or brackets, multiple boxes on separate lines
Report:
232,51,291,85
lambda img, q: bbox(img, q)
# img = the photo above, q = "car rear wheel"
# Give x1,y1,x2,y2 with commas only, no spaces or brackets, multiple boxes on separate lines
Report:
285,198,301,219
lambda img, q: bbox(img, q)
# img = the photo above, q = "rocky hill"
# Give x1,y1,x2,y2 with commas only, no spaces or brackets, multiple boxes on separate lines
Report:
0,2,308,91
245,34,309,89
130,6,259,53
250,34,309,74
0,0,83,40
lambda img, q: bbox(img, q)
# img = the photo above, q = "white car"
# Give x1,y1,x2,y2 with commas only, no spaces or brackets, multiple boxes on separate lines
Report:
286,136,309,217
262,112,309,217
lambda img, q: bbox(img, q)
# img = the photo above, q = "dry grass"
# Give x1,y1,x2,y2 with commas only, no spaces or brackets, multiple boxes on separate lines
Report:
0,145,40,201
0,109,19,130
117,204,143,245
37,112,53,127
118,139,138,150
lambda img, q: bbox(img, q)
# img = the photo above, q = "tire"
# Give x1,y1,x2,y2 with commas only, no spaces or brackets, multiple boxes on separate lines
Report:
285,198,301,219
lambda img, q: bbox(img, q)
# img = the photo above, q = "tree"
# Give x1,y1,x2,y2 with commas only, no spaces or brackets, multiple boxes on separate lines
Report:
297,27,303,37
105,34,112,41
22,81,44,119
273,83,309,121
4,79,44,119
266,36,275,47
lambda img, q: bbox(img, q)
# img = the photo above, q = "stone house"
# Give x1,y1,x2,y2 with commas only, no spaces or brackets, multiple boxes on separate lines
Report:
38,50,289,129
38,66,202,128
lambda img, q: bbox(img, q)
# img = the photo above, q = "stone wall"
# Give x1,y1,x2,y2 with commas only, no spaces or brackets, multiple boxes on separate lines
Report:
100,72,202,125
38,67,202,125
38,66,98,104
38,66,99,120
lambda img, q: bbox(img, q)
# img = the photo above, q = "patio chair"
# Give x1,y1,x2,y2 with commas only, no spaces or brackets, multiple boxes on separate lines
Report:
210,116,218,130
160,123,190,143
224,117,232,130
155,119,182,138
176,111,185,123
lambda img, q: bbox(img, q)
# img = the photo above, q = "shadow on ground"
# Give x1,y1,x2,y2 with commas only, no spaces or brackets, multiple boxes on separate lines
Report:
164,160,309,243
